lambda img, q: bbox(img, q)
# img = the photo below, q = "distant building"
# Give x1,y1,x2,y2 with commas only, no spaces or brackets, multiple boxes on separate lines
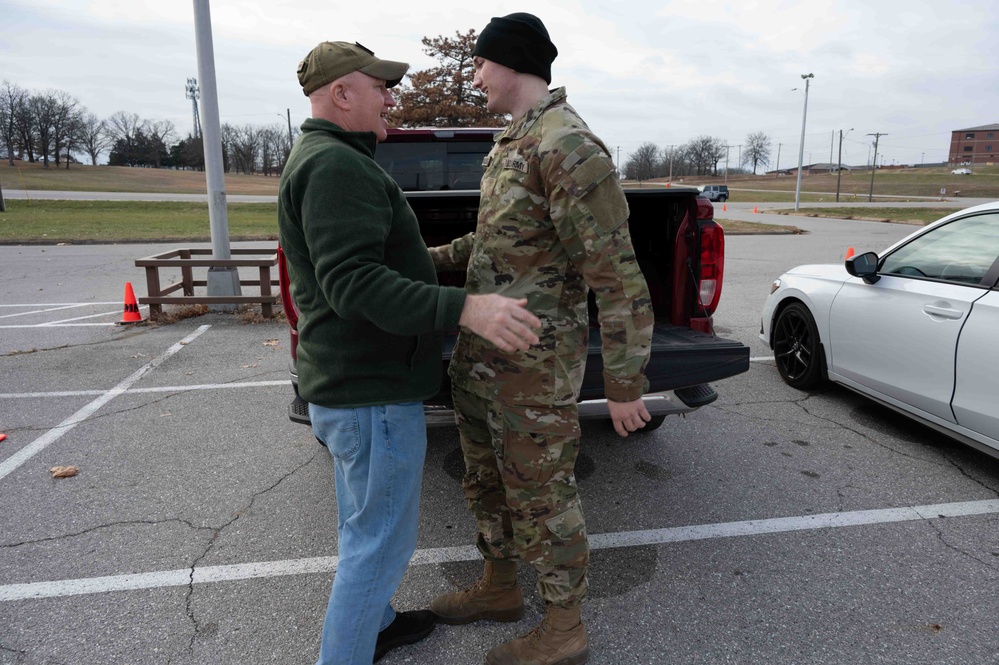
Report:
949,124,998,165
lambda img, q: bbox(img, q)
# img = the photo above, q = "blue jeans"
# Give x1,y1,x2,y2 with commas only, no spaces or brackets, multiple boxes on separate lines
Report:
310,401,428,665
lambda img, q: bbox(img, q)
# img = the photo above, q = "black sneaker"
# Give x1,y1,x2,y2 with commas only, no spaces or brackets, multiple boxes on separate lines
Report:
373,610,436,663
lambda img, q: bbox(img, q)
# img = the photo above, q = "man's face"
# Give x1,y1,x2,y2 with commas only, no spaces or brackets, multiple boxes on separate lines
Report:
472,56,515,115
343,72,396,142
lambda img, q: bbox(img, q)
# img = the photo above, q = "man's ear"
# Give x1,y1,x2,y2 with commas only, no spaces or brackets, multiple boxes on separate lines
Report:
329,81,350,111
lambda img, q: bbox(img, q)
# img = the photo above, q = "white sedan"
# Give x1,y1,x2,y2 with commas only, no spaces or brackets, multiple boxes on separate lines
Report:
760,202,999,457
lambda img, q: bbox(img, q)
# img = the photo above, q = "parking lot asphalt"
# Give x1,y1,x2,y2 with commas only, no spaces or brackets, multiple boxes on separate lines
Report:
2,219,999,665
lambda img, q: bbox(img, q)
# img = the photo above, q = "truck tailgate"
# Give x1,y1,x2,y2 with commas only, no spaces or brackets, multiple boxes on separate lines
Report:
439,323,749,402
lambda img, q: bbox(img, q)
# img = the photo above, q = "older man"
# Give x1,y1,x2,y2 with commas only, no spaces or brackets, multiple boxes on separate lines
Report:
428,13,654,665
278,41,540,665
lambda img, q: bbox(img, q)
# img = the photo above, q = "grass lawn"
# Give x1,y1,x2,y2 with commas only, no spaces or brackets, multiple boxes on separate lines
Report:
715,218,803,234
0,200,279,243
0,199,804,243
1,161,280,195
766,207,957,225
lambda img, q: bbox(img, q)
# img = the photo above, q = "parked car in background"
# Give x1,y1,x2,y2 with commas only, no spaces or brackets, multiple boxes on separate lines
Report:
699,185,729,202
952,168,972,175
760,202,999,457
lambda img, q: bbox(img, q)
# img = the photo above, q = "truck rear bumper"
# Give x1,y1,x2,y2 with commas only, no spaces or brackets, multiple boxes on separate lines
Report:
290,389,707,429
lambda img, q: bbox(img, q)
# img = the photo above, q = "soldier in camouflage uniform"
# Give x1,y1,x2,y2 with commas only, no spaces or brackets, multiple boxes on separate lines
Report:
428,12,654,665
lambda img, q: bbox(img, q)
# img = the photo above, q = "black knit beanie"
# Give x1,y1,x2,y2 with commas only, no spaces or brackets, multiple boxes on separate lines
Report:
472,12,558,84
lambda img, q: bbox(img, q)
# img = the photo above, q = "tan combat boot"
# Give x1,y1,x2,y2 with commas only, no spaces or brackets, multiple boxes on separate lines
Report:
485,605,589,665
429,560,524,625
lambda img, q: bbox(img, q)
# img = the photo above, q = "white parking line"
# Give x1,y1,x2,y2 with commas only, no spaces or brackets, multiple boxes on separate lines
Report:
0,325,211,482
2,498,997,602
41,309,135,325
0,381,288,400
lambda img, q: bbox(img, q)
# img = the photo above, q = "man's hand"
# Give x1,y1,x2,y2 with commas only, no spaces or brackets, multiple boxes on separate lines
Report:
608,398,652,437
459,294,540,353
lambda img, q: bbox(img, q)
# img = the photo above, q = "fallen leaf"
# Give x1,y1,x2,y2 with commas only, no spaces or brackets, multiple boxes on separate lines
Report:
179,341,188,345
262,339,279,347
50,465,79,479
131,352,147,359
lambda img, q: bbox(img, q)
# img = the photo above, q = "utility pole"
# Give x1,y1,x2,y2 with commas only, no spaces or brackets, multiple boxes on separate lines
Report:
667,144,675,182
736,144,742,174
724,145,730,184
286,108,294,147
835,128,853,202
867,132,886,202
829,130,834,173
794,73,814,212
775,142,781,177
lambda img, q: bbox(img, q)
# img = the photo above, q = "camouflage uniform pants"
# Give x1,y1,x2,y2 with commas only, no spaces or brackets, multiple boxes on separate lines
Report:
452,385,589,608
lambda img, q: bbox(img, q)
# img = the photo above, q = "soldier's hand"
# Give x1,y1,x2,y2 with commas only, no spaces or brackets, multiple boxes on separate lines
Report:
608,398,652,437
459,295,540,353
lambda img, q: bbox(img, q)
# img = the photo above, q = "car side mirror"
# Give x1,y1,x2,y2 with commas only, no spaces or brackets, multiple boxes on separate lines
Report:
846,251,880,284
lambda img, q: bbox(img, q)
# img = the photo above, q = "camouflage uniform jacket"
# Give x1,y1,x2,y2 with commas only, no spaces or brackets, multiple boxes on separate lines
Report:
442,87,654,407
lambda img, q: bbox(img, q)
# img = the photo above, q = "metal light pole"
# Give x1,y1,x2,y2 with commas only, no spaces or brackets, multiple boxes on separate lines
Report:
835,128,853,202
794,73,814,212
724,145,730,184
867,132,886,202
193,0,241,302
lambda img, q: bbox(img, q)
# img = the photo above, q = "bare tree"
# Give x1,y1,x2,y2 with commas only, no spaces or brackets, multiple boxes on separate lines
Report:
106,111,144,164
389,29,505,128
1,81,29,166
146,120,176,168
47,90,81,168
258,126,283,176
623,142,662,181
29,93,59,168
79,113,110,165
743,131,771,174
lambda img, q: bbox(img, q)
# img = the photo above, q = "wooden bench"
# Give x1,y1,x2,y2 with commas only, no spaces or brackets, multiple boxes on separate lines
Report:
135,247,279,319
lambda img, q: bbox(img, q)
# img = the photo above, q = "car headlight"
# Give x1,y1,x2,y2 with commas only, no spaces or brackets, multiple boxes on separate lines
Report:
769,278,781,294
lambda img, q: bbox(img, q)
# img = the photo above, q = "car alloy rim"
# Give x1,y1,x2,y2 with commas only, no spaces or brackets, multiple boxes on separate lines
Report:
774,310,812,380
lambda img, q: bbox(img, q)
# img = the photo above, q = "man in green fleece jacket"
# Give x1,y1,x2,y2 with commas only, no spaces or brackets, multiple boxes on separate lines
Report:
278,41,540,665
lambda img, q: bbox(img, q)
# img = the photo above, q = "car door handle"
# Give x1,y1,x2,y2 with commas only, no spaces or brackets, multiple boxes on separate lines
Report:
922,304,963,320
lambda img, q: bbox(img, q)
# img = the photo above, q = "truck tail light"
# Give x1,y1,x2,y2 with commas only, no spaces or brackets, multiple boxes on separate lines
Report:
697,220,725,318
277,246,301,361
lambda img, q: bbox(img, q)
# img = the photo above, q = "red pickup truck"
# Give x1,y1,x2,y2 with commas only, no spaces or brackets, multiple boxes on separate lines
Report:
279,128,749,433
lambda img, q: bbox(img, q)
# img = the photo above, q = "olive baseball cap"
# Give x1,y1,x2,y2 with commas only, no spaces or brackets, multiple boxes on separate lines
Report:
297,41,409,96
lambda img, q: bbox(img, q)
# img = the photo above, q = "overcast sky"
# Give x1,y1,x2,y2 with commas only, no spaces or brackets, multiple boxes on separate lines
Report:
4,0,998,169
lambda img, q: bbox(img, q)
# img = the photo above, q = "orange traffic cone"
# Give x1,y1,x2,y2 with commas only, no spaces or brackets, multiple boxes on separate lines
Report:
753,206,759,213
845,246,855,260
118,282,143,324
722,203,727,211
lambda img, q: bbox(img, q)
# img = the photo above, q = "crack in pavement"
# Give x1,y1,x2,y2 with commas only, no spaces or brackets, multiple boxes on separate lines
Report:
788,398,950,466
938,452,999,496
0,639,28,664
181,448,322,656
1,330,146,358
0,518,215,550
923,518,998,571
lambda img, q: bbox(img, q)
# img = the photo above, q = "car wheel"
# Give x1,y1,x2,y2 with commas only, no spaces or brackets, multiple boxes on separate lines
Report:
720,195,728,202
773,302,825,389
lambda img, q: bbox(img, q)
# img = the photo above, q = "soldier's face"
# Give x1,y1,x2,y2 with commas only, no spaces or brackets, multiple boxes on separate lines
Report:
473,56,515,115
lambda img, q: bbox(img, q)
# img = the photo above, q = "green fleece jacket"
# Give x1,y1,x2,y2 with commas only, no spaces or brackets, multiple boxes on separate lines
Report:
278,118,466,408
